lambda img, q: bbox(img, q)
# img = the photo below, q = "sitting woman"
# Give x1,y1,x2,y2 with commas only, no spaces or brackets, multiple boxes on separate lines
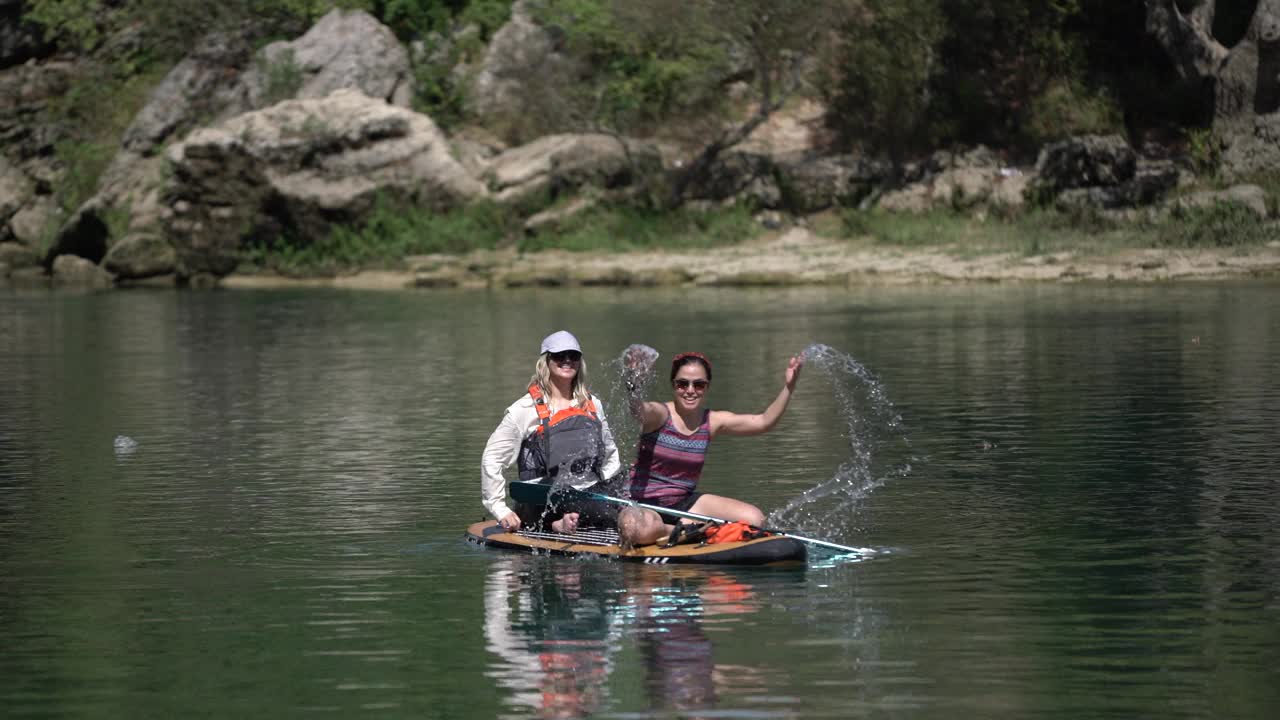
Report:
618,351,804,546
481,330,621,534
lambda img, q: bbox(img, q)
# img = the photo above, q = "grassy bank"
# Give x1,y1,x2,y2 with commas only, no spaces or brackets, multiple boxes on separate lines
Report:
233,186,1280,278
829,202,1278,258
238,200,760,276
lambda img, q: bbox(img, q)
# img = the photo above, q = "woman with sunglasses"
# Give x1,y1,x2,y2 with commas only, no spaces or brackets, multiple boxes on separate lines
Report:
481,330,622,534
618,350,804,546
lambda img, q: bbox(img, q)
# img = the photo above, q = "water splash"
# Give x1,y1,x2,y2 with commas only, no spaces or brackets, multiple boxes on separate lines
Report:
599,344,660,485
113,435,139,456
768,343,913,544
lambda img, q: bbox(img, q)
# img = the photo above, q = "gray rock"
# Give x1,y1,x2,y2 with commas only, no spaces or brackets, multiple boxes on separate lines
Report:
244,9,412,110
1054,161,1181,211
9,195,58,246
777,154,889,212
486,133,663,205
121,30,257,153
50,254,113,289
162,89,486,277
102,233,177,279
1033,134,1136,196
7,265,48,288
0,239,36,268
467,0,571,121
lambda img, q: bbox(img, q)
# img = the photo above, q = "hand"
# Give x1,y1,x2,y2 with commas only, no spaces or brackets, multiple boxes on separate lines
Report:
499,512,521,531
784,355,803,390
623,344,658,374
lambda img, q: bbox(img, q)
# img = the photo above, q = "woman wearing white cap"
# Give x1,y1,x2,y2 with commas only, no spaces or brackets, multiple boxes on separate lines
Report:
481,330,622,533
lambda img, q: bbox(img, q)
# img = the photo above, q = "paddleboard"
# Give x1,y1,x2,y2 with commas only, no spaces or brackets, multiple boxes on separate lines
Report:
465,520,807,566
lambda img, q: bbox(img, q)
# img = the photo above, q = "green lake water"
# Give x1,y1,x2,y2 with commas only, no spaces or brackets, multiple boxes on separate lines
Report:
2,283,1278,719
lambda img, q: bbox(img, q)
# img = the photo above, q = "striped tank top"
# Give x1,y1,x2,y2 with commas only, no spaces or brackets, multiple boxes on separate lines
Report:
628,408,711,506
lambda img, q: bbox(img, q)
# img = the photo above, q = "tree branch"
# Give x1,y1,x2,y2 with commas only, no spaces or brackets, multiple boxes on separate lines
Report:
1145,0,1229,79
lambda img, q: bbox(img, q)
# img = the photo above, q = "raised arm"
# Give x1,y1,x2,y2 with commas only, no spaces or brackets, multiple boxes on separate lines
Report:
711,355,804,437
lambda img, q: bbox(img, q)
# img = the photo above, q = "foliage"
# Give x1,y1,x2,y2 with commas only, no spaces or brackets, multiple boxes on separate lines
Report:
240,199,518,275
530,0,730,134
519,202,757,253
824,0,947,163
255,48,305,107
24,0,104,49
1023,79,1121,147
1154,204,1272,248
1185,127,1223,177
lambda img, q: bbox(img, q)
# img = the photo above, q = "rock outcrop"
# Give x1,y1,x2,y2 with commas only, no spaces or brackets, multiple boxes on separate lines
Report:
465,0,572,136
244,9,413,110
878,147,1024,213
162,89,486,277
484,133,663,205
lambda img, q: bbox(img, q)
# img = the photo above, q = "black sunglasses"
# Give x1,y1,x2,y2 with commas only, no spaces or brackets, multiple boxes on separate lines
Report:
548,350,582,363
673,379,709,391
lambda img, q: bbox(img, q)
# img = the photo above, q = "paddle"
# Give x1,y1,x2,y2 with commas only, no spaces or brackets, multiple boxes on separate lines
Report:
509,480,873,555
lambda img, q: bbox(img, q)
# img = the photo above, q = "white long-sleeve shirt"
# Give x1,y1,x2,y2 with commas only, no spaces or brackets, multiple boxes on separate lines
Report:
481,393,621,520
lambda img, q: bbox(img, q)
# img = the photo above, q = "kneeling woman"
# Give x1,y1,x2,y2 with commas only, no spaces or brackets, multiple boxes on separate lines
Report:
481,331,621,533
619,351,803,546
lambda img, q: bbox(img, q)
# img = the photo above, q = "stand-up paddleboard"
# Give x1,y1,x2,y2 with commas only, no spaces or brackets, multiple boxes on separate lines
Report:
464,520,807,566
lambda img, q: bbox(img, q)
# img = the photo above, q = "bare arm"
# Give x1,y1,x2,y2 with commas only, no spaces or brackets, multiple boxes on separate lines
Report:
711,355,804,437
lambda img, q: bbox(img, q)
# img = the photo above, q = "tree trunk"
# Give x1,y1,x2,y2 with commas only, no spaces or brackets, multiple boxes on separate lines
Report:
1147,0,1280,174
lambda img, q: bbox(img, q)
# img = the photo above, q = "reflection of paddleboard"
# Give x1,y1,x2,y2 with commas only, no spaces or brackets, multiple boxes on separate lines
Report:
465,521,807,566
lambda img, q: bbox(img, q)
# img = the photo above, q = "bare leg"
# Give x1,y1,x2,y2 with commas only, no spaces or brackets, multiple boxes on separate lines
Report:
617,507,668,547
688,494,765,527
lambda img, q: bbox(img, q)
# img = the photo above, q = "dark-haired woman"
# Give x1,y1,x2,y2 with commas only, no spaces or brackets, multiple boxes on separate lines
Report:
618,351,803,546
481,331,621,534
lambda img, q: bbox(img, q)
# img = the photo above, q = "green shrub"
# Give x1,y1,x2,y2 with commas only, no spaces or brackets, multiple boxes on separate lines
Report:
240,199,519,275
1023,79,1122,146
1157,204,1271,247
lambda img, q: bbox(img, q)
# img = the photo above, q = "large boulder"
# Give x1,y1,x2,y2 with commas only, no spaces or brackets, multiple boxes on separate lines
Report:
485,133,663,205
0,57,77,160
121,29,258,154
465,0,572,129
878,148,1027,213
775,154,889,213
1054,160,1181,212
8,194,57,246
161,89,487,277
1031,134,1136,197
102,233,177,279
244,9,412,111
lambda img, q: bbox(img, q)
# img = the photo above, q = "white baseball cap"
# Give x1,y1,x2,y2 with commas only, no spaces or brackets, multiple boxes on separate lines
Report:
540,330,582,355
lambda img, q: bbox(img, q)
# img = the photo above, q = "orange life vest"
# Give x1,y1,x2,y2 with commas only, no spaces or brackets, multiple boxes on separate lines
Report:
517,383,605,483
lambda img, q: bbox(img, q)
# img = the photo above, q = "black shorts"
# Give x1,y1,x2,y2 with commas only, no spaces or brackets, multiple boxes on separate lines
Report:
648,492,703,514
513,479,624,531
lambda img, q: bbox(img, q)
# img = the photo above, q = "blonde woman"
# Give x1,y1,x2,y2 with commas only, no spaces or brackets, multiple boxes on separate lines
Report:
480,331,622,533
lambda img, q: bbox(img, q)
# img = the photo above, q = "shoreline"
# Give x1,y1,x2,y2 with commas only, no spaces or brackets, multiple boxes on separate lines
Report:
219,228,1280,291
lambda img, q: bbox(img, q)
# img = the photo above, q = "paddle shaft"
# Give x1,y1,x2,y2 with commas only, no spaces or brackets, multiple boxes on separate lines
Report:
510,481,871,555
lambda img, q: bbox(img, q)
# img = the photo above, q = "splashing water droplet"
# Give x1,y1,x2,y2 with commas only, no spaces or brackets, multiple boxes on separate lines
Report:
113,435,139,455
768,343,913,542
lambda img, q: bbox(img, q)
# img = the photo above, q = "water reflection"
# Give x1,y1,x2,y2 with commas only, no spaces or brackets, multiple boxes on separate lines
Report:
482,555,792,719
484,557,624,718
